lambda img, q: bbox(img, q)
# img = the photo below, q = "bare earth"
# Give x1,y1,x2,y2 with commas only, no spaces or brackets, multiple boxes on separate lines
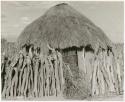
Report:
85,94,124,101
2,94,124,101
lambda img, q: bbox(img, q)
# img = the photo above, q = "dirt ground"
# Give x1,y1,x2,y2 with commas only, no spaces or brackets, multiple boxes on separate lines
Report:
85,94,124,101
2,94,124,101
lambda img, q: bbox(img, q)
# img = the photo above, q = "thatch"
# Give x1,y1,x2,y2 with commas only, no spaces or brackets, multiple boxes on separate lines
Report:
1,38,17,58
17,3,112,53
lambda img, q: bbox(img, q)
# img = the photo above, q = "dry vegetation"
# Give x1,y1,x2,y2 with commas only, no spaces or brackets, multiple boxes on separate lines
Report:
2,44,64,98
1,38,17,58
1,44,90,99
1,43,124,100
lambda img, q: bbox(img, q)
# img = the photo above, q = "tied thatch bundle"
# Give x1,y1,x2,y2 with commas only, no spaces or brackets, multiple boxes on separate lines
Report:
1,43,124,100
1,44,90,99
1,44,64,98
83,47,124,97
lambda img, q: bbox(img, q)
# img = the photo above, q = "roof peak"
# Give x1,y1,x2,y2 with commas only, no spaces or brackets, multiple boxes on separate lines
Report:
55,3,68,7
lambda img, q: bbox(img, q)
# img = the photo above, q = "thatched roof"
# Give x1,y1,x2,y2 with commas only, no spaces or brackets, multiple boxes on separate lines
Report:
17,3,112,53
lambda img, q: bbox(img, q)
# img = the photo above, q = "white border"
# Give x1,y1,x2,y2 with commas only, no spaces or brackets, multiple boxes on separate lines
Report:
1,0,124,1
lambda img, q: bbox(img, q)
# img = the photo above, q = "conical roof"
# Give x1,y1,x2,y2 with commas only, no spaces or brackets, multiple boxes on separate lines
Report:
17,3,112,52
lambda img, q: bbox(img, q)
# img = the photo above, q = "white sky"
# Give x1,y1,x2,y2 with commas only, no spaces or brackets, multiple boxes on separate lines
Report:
1,1,124,43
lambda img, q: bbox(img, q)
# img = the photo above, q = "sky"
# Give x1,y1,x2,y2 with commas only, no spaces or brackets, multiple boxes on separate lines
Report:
1,1,124,43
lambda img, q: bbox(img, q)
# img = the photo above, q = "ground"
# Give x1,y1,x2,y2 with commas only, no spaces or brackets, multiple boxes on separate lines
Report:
86,94,124,101
2,94,124,101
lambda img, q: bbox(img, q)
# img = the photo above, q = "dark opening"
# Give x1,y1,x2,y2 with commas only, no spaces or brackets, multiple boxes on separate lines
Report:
85,44,94,53
61,46,80,71
22,44,33,53
107,46,114,56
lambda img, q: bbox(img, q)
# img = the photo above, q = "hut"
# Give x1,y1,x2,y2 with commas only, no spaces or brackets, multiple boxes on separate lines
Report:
4,3,125,101
17,3,112,74
2,3,124,100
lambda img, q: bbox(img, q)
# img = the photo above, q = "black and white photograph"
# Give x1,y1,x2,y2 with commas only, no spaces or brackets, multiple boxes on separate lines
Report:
1,0,124,101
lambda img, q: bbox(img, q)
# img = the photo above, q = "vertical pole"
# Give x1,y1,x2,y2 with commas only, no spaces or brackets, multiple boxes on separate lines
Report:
77,47,86,73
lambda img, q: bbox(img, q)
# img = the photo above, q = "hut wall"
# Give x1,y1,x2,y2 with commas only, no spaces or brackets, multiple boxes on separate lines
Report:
62,49,78,73
62,47,94,74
